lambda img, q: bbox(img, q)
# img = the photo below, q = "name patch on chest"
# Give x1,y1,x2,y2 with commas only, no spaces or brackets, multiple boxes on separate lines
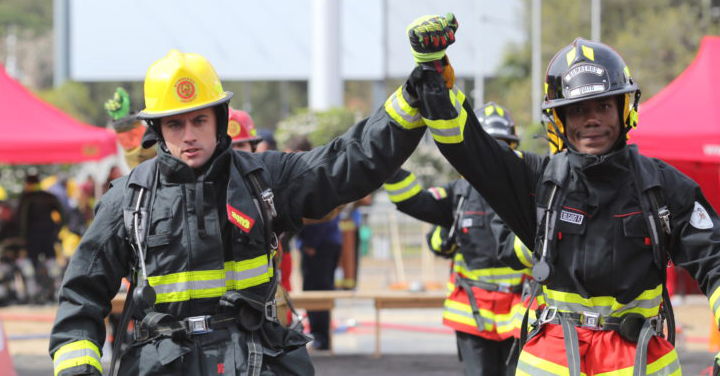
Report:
560,210,584,225
227,204,255,233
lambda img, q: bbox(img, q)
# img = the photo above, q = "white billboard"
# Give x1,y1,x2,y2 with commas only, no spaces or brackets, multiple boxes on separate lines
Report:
67,0,524,81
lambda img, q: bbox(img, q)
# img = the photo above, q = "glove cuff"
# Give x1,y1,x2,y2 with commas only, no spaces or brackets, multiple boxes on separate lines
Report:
412,49,446,64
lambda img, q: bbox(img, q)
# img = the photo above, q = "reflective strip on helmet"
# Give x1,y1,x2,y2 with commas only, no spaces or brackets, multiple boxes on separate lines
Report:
541,284,663,318
383,173,422,203
645,350,681,376
517,350,569,376
53,340,102,376
566,47,577,66
384,86,423,129
425,87,467,144
709,284,720,326
582,45,595,61
514,236,533,268
453,253,526,285
148,255,272,303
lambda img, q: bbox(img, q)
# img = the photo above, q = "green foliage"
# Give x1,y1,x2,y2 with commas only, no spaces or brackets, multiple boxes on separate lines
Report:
35,82,101,125
275,107,360,149
0,0,52,38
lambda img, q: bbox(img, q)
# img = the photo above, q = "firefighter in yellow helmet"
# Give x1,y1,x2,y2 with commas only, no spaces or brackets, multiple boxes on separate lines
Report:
403,12,720,375
50,49,430,375
384,102,533,376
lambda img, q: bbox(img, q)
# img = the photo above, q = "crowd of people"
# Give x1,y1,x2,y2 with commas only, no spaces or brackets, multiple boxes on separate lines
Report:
0,173,98,306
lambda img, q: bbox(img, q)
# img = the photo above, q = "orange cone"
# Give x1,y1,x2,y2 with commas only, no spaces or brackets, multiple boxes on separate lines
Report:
708,317,720,352
0,317,17,376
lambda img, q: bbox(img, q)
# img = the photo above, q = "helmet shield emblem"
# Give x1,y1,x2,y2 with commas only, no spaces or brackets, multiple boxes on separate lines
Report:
562,63,610,99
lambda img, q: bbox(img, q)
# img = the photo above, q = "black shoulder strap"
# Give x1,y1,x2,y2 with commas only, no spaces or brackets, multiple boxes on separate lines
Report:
629,148,675,344
111,160,159,376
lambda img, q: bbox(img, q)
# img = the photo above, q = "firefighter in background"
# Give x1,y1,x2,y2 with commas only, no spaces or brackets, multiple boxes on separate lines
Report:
228,108,263,152
17,174,65,304
404,13,720,374
49,49,428,376
384,102,531,376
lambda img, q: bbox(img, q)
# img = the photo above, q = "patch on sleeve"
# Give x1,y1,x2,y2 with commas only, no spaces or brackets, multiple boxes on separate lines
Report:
690,201,713,230
428,187,447,200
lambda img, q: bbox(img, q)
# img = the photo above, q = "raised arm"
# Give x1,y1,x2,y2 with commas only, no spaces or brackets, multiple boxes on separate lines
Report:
404,13,545,247
260,80,428,233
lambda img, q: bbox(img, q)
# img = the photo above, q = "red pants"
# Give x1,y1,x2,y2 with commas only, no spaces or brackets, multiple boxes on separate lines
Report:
516,323,681,375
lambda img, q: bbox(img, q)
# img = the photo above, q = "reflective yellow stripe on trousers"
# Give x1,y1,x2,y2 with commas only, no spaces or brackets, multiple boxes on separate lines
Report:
517,333,681,375
453,253,527,285
424,87,467,144
53,340,102,376
443,297,525,335
148,254,273,304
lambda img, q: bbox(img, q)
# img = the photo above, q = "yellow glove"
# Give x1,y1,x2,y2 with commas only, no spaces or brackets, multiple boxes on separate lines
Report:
407,13,459,64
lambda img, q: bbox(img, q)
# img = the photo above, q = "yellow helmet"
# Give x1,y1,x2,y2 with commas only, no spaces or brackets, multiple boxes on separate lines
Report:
137,50,233,120
0,185,6,201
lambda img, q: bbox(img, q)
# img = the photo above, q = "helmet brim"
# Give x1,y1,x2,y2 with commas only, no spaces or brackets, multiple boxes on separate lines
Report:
542,85,637,110
137,92,234,120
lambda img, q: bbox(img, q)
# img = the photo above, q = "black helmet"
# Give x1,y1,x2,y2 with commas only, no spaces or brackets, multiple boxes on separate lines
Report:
474,102,519,147
542,38,640,153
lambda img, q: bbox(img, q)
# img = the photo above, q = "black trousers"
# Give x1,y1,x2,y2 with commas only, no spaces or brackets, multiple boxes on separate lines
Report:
456,331,517,376
301,242,341,350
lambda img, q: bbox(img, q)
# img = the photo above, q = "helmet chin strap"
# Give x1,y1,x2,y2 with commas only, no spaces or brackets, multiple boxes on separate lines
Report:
546,110,577,153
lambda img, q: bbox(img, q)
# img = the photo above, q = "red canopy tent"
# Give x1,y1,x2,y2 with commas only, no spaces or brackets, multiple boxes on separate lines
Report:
0,63,116,164
630,36,720,296
630,35,720,210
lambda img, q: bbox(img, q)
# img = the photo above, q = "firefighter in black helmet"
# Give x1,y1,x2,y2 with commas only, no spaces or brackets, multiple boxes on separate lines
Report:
404,13,720,375
49,50,429,376
384,102,533,376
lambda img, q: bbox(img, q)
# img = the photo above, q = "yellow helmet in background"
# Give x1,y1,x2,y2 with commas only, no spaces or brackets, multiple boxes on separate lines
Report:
136,50,233,120
0,185,6,201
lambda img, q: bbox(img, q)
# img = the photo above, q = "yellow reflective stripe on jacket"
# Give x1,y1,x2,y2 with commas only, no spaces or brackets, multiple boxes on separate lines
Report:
384,86,423,129
383,173,422,203
514,235,533,268
225,256,274,290
516,350,575,376
443,299,521,334
53,340,102,376
425,87,467,144
541,284,663,318
453,253,526,285
709,283,720,325
148,255,272,304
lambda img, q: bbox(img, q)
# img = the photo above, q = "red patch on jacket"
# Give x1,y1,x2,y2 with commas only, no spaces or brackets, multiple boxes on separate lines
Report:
227,204,255,233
